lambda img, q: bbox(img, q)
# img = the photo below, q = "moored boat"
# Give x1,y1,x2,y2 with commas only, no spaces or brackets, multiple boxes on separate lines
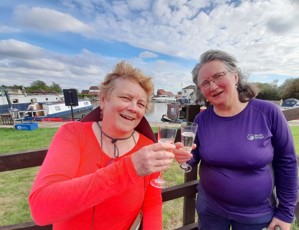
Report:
151,95,177,103
0,91,64,115
161,102,202,123
0,87,93,122
18,100,93,121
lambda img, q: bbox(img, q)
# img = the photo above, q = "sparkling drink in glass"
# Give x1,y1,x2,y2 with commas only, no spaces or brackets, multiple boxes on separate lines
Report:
180,122,198,173
150,126,177,188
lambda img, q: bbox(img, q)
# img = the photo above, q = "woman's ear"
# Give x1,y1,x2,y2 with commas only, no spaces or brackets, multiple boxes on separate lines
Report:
234,73,239,85
99,93,105,110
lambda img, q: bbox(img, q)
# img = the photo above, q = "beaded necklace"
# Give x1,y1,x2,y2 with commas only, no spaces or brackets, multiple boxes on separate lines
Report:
97,122,136,159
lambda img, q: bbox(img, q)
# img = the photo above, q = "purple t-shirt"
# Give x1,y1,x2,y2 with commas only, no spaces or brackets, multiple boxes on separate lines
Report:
189,98,298,223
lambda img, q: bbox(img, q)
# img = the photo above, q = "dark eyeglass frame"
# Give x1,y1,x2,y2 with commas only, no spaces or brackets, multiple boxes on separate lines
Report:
198,71,227,90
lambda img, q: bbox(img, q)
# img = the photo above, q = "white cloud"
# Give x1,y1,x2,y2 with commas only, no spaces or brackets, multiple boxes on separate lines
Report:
135,59,194,93
127,0,150,11
0,39,45,58
0,0,298,94
14,5,94,34
0,39,109,90
139,51,158,59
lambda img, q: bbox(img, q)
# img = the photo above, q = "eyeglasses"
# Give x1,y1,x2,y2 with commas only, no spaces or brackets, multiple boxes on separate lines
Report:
198,71,227,90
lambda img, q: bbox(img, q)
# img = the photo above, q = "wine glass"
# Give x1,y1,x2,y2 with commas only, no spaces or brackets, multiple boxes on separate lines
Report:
150,126,177,189
180,122,198,173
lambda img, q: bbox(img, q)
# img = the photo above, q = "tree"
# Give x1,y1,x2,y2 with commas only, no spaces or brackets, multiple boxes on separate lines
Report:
49,82,62,93
254,82,279,100
25,80,62,94
1,84,22,89
279,78,299,99
26,80,48,93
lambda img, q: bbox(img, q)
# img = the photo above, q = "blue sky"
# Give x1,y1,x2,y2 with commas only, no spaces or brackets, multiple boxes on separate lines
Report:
0,0,298,94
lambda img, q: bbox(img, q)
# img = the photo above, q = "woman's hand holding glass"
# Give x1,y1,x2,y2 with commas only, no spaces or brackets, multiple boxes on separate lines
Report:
176,122,198,173
173,142,196,169
150,126,177,188
131,142,175,176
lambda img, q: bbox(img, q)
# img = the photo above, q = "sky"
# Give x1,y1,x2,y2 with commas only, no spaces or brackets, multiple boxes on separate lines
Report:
0,0,298,94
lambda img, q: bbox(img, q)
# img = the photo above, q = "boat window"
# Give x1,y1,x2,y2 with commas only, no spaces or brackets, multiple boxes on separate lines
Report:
12,99,19,103
84,102,89,105
54,106,61,111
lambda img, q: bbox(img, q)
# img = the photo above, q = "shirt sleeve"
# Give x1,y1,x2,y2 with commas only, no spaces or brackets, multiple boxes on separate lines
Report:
270,106,298,223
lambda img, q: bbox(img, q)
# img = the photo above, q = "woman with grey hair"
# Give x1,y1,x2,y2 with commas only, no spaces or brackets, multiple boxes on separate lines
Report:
185,50,297,230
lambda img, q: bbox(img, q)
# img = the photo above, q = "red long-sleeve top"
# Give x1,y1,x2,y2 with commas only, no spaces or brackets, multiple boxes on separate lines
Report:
29,122,162,229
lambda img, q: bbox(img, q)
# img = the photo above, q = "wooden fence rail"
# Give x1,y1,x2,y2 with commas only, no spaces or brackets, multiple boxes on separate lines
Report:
1,106,299,230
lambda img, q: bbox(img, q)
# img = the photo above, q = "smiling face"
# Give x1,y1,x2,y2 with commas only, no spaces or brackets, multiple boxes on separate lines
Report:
197,60,239,110
99,78,147,137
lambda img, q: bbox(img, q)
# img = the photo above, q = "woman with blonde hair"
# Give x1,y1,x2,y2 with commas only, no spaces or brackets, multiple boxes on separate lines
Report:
29,61,175,229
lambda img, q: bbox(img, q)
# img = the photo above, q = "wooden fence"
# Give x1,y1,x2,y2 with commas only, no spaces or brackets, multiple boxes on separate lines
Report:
0,106,299,230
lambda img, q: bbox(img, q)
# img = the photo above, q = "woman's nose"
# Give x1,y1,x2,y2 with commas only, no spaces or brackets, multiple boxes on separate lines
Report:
209,80,218,89
128,101,138,111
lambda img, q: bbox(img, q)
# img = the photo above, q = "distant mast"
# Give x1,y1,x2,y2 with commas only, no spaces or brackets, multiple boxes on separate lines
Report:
0,87,12,108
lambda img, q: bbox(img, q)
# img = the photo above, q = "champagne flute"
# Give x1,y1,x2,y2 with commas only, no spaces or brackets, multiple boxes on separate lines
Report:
180,122,198,173
150,126,177,189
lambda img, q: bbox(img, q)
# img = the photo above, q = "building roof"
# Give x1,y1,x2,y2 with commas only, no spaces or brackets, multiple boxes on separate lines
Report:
183,85,196,90
89,86,99,90
81,90,89,94
157,89,174,96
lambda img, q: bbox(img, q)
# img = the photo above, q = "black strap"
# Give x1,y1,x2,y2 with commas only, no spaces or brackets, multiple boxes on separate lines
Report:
97,122,136,158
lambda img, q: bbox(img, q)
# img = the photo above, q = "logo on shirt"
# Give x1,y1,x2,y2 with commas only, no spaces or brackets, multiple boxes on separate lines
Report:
247,134,264,140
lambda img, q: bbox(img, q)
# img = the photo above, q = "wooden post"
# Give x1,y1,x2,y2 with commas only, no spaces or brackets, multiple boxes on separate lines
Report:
186,105,201,122
182,166,198,226
181,105,201,226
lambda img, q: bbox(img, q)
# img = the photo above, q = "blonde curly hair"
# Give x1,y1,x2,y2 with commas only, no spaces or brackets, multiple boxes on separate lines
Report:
99,61,153,111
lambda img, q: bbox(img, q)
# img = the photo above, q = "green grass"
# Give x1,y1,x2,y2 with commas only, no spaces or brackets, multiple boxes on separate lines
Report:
0,167,38,225
0,126,299,229
0,127,58,154
0,127,58,226
291,126,299,154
